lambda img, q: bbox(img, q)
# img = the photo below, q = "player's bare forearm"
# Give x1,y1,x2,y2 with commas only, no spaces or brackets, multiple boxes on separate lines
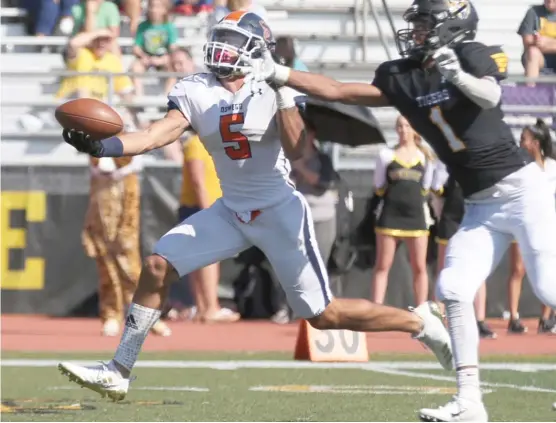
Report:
277,107,306,161
522,35,535,49
120,109,189,155
285,69,390,107
192,185,211,209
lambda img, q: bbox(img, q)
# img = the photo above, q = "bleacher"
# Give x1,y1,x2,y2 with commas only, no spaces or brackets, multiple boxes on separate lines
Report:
0,0,547,168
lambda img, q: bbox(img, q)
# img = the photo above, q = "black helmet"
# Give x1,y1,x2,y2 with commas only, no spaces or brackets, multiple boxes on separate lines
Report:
204,11,275,79
395,0,478,60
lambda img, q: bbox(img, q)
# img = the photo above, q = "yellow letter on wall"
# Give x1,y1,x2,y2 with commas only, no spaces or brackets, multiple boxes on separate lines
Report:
1,191,46,290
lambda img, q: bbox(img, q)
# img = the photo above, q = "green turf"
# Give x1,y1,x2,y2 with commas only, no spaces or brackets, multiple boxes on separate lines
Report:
2,352,555,421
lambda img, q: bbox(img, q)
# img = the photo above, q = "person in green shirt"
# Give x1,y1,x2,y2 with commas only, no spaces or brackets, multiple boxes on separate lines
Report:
70,0,121,56
71,0,121,36
130,0,178,96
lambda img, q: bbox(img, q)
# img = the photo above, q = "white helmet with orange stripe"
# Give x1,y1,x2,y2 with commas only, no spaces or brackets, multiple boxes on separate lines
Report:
203,11,275,79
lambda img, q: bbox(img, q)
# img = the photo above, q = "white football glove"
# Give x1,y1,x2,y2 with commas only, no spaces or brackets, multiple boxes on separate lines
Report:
432,46,462,82
241,41,291,87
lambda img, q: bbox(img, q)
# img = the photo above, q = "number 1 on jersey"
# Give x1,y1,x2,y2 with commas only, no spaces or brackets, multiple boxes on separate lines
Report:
219,113,252,160
429,106,466,152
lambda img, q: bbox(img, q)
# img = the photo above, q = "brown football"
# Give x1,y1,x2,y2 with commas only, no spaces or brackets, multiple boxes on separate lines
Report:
55,98,124,140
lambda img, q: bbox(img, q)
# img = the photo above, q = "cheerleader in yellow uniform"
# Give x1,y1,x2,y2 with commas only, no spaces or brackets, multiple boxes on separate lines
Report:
371,116,434,306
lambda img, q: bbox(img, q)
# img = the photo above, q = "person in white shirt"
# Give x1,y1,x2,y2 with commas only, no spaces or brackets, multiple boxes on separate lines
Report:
506,119,556,334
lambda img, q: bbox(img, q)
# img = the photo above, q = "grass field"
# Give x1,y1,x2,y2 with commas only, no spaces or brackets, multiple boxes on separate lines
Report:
2,352,555,422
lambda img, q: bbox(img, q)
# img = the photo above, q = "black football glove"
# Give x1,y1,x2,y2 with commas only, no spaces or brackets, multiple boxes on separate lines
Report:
62,129,104,157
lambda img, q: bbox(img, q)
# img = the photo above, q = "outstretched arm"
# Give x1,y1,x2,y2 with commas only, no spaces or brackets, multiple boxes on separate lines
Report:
246,47,390,107
62,109,190,157
118,109,189,156
282,69,390,107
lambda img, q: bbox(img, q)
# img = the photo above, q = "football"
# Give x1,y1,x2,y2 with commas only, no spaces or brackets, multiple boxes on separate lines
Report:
55,98,124,141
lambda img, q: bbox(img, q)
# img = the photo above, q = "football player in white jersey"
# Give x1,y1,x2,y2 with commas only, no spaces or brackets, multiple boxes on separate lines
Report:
57,11,453,401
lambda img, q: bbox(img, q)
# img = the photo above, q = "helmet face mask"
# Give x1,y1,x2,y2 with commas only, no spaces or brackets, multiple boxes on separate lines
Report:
395,0,478,60
204,12,274,79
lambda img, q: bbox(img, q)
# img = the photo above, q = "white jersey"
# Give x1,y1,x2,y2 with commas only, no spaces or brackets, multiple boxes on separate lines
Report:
168,73,300,213
543,157,556,195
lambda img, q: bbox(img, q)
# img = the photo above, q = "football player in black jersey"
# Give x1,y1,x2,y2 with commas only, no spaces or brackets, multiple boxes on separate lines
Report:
244,0,556,421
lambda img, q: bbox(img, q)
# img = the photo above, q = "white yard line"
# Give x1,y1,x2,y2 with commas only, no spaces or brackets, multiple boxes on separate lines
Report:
367,366,556,393
2,359,556,372
4,359,555,395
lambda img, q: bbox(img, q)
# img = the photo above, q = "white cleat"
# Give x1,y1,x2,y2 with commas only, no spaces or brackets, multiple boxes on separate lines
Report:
58,361,130,401
411,301,454,371
419,398,488,422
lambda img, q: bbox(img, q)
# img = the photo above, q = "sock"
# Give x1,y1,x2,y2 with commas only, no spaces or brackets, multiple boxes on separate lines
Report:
457,367,481,403
113,303,161,374
445,300,482,402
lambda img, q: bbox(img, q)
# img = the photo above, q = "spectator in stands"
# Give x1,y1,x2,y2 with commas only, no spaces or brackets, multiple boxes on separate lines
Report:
57,29,133,102
275,36,309,72
174,0,213,16
171,46,197,74
23,0,77,37
18,29,135,132
116,0,142,36
82,156,171,337
130,0,178,97
290,121,339,267
518,0,556,83
506,120,556,334
168,133,240,323
371,116,433,306
165,47,198,104
71,0,121,55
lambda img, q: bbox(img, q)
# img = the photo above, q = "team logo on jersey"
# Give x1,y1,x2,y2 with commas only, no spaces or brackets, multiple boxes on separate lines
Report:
490,52,508,73
416,89,451,108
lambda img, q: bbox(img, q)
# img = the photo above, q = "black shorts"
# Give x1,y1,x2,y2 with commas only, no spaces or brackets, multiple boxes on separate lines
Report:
435,217,461,245
178,205,201,222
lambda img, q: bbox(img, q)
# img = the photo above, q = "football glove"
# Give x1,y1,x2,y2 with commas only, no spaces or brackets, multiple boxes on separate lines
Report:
432,46,462,82
62,129,104,157
241,41,291,90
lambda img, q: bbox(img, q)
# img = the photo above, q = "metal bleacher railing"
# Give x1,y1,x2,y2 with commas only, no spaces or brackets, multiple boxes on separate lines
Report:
3,1,556,169
3,69,556,170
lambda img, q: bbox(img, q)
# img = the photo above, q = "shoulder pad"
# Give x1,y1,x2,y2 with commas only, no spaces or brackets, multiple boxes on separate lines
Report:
456,42,508,80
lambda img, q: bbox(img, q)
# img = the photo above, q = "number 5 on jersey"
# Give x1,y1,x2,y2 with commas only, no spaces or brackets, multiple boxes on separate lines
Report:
219,113,252,160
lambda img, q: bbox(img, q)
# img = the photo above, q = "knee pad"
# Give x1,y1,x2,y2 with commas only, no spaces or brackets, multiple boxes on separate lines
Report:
436,267,478,303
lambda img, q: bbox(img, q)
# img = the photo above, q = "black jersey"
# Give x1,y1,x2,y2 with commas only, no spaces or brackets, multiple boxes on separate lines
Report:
372,41,532,198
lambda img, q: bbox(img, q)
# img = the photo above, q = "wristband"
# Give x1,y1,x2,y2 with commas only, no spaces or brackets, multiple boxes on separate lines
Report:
273,64,291,86
99,136,124,157
276,87,296,110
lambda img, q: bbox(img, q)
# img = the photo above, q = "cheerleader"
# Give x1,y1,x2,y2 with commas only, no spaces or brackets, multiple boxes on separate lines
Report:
433,162,496,339
371,116,433,306
506,119,556,334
